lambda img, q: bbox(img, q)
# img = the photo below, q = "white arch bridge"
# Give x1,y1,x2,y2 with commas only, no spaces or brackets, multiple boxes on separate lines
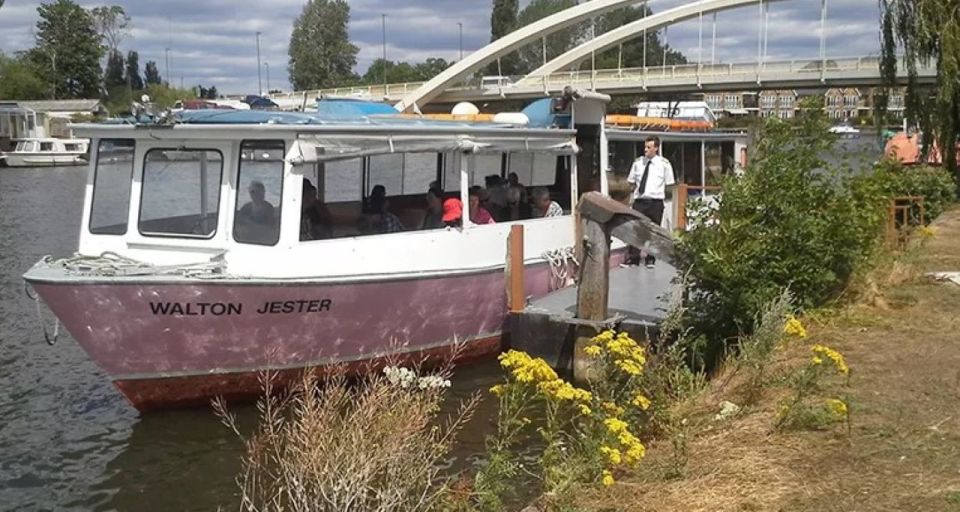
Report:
272,0,936,109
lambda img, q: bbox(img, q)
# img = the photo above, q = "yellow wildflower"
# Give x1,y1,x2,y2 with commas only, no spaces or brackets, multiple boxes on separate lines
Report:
601,401,625,416
499,350,559,383
601,469,615,487
604,418,629,434
777,404,790,420
600,446,622,465
811,356,823,366
919,225,935,238
578,404,593,416
811,344,849,375
615,359,643,376
631,394,652,410
784,316,807,338
538,378,592,402
489,384,506,396
623,441,646,465
584,345,602,357
825,398,848,418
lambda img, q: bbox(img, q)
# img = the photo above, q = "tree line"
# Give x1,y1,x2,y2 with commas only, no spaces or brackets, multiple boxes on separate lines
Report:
287,0,686,90
0,0,217,109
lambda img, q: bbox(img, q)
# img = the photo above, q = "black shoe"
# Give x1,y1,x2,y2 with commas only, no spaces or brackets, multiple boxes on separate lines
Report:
644,255,656,268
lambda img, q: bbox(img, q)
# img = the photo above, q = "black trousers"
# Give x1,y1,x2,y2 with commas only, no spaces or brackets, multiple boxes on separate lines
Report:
627,198,664,265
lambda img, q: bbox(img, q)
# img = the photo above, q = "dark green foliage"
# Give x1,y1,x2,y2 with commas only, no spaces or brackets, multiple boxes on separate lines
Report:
28,0,104,99
676,102,957,362
592,4,688,70
878,0,960,184
124,50,143,90
675,102,887,358
488,0,520,76
0,53,47,100
197,85,218,99
360,57,452,85
104,50,124,88
514,0,581,74
288,0,359,90
144,60,161,85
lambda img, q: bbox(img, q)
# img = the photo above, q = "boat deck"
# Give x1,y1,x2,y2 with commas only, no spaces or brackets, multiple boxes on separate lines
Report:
509,262,676,372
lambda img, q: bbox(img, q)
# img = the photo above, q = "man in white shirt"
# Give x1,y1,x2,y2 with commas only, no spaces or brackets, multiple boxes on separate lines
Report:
626,135,675,267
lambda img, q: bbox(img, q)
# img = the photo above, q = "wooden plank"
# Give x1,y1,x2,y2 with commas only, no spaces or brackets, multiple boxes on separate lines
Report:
506,224,525,313
576,217,610,321
577,191,676,264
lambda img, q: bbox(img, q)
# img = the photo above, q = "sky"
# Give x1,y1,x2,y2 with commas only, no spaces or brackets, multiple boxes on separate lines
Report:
0,0,883,95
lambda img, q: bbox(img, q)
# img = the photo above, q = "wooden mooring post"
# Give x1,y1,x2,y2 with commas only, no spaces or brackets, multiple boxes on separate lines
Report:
572,192,676,383
506,224,525,313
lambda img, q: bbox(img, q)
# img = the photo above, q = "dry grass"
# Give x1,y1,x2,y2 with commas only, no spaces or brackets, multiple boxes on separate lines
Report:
574,206,960,512
214,361,480,512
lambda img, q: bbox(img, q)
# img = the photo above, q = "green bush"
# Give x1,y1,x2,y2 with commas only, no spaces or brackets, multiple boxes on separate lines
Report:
861,161,957,223
675,105,889,361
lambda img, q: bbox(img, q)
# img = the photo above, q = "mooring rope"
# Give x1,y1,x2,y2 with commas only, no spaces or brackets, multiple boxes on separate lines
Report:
24,282,59,346
541,246,579,291
39,251,228,279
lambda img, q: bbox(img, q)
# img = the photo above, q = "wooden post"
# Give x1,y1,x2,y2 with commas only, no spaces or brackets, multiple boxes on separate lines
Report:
676,183,689,232
573,216,610,384
506,224,525,313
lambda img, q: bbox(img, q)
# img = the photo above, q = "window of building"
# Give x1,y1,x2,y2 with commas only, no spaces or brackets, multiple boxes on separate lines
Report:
139,149,223,238
234,141,284,246
89,139,135,235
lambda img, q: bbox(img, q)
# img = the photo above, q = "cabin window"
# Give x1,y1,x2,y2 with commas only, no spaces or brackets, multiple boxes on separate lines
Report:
39,142,54,152
234,140,284,246
89,139,135,235
139,148,223,238
64,143,80,152
322,158,362,203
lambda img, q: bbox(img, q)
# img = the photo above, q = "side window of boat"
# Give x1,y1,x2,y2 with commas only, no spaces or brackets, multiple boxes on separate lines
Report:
234,140,284,246
139,149,223,238
39,141,54,152
89,139,136,235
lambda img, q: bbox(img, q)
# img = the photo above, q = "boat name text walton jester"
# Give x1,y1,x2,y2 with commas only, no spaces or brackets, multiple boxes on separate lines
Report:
149,300,333,316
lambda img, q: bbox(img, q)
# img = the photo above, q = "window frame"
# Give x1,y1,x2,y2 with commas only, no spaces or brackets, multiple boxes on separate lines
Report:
89,138,136,236
138,147,225,240
233,139,285,246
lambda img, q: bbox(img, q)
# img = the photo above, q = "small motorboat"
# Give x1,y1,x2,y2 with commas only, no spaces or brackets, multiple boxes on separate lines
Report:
2,137,89,167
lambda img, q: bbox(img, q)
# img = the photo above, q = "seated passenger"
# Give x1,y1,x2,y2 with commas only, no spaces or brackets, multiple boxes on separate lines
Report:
236,180,278,243
363,184,388,214
532,187,563,217
367,195,405,234
421,186,444,230
506,172,528,220
441,197,463,228
468,186,496,225
300,179,332,241
484,175,508,221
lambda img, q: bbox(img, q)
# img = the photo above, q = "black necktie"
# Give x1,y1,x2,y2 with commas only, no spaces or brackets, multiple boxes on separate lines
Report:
637,159,651,198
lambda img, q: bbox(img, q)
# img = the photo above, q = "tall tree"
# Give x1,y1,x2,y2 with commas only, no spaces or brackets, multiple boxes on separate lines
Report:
487,0,520,75
90,5,130,55
28,0,104,99
878,0,960,181
124,50,143,90
413,57,452,80
104,49,125,88
144,60,161,85
514,0,583,74
0,53,47,100
288,0,359,90
591,4,687,70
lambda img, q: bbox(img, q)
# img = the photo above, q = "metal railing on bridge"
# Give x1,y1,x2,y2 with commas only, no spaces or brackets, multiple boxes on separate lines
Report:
271,55,931,106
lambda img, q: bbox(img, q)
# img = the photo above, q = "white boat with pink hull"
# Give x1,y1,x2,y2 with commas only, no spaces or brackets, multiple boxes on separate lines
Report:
24,95,619,411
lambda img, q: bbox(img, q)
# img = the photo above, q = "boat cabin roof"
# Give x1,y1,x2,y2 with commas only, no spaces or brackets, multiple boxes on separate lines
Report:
71,109,577,141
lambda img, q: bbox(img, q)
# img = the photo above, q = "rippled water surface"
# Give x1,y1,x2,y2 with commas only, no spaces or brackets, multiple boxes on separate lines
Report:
0,135,880,510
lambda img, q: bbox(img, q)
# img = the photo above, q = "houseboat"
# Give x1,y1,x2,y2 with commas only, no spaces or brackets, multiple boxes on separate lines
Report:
2,137,89,167
23,94,620,411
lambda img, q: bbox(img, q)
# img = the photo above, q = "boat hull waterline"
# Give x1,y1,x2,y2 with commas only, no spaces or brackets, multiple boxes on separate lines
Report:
26,256,608,411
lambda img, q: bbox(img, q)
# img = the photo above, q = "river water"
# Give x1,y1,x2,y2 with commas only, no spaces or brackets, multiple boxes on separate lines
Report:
0,135,880,510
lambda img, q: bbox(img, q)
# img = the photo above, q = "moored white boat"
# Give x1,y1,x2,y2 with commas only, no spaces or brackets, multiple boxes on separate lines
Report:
2,137,89,167
23,96,615,411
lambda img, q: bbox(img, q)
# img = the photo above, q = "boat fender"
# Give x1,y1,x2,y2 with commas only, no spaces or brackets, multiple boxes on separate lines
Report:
492,112,530,126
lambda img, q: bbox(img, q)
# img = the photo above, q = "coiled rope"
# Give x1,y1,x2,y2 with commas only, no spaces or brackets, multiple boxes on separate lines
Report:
541,246,579,291
39,251,227,279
